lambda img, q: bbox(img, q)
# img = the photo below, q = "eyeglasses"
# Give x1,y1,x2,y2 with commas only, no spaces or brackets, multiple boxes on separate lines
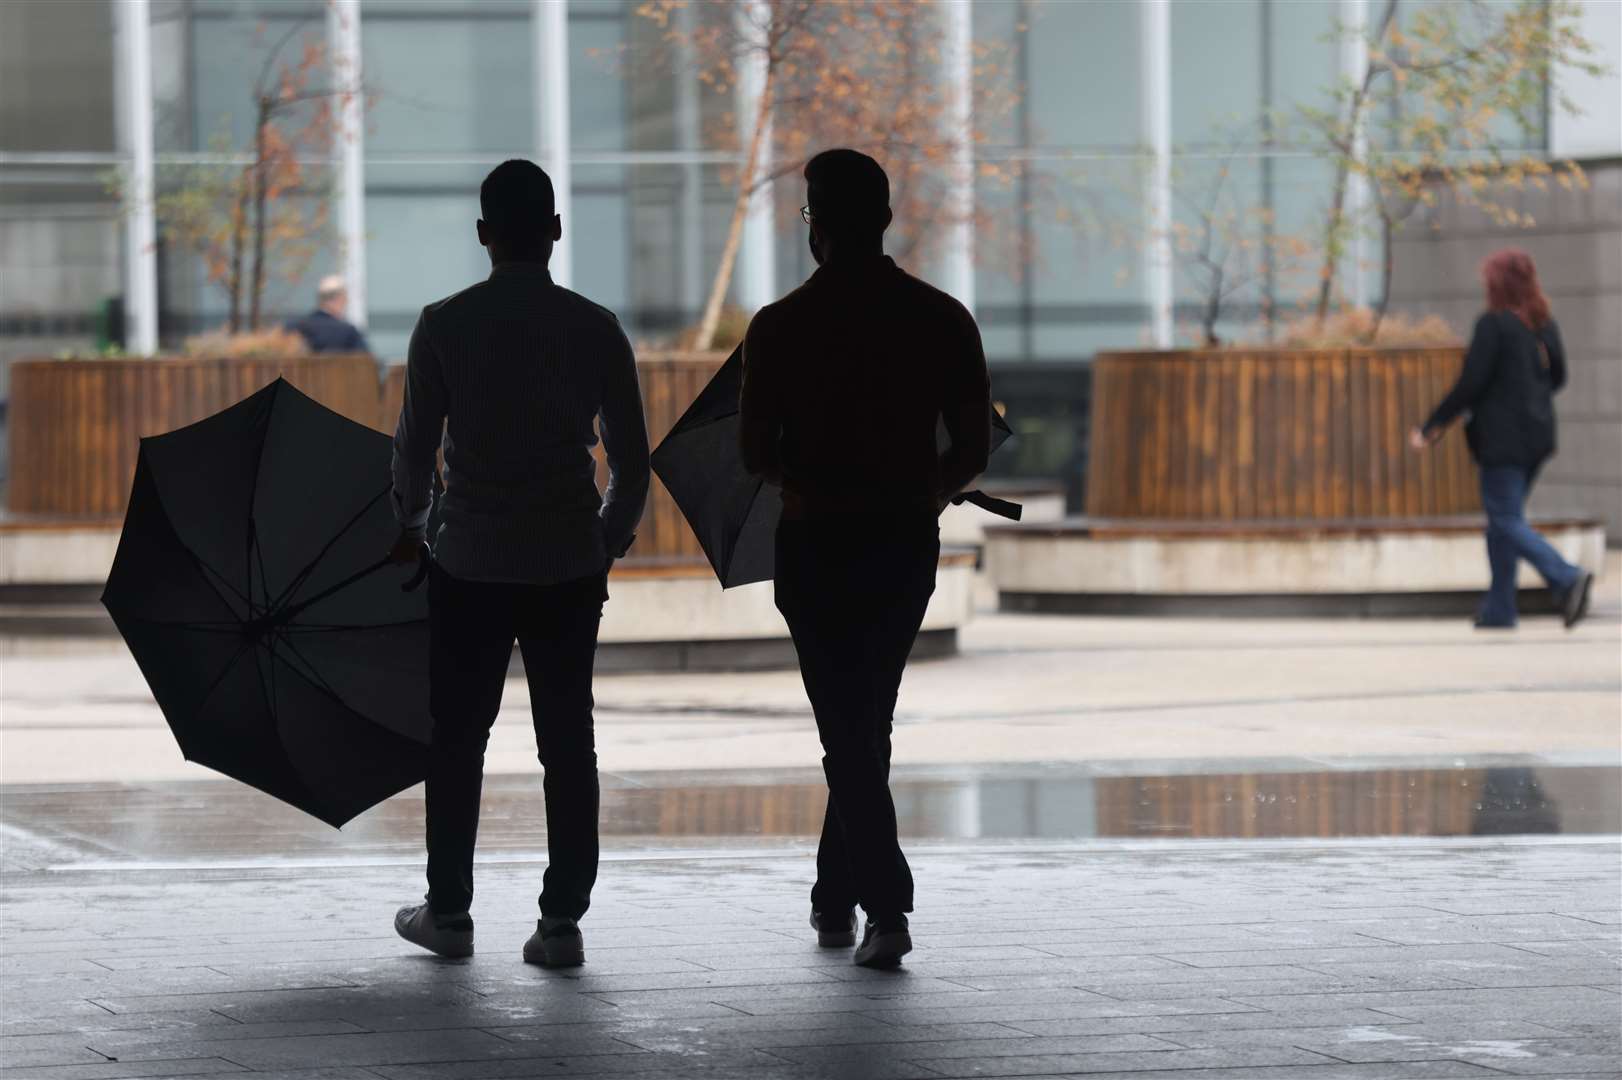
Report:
799,205,814,224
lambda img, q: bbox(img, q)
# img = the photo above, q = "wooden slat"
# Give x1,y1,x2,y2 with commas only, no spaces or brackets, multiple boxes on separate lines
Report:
1085,346,1476,523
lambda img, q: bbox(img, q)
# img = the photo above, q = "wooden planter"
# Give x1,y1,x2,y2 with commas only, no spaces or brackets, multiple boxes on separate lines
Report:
14,350,728,568
7,355,383,518
380,350,727,567
1085,347,1480,521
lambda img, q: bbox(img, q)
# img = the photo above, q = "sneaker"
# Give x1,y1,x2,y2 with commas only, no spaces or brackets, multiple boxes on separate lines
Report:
394,902,473,958
1563,570,1594,629
853,917,912,969
523,916,585,967
810,909,857,948
1473,617,1517,630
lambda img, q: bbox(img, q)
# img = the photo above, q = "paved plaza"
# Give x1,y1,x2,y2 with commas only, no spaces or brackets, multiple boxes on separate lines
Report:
3,567,1620,1078
2,839,1620,1079
4,559,1621,785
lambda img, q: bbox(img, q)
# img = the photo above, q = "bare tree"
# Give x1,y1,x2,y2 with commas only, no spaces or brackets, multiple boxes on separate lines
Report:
1294,0,1602,333
152,17,366,332
634,0,1022,349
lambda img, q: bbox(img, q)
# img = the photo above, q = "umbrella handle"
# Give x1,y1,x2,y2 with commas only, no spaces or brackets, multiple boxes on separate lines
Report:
952,489,1023,521
402,543,431,592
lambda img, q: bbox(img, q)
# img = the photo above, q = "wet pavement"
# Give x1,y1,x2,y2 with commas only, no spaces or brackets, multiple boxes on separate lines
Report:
2,838,1618,1078
4,590,1620,1076
2,761,1619,871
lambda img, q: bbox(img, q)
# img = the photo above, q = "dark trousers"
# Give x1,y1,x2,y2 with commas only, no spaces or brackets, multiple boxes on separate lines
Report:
1478,465,1578,624
774,514,939,920
426,565,606,919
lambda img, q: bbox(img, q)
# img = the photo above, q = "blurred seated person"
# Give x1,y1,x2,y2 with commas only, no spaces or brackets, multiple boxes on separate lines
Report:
287,275,370,353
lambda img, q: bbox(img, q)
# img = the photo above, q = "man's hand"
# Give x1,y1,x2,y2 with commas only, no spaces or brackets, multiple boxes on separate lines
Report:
1408,426,1437,452
387,530,422,566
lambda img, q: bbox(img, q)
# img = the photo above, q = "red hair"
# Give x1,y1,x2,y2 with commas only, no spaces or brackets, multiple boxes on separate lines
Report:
1482,248,1552,329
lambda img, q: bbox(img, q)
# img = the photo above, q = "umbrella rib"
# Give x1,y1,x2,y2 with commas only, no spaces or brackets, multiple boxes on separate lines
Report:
245,385,278,614
280,618,424,633
272,628,345,705
119,619,253,633
253,629,277,730
266,486,390,616
181,636,258,742
177,544,252,613
251,516,274,620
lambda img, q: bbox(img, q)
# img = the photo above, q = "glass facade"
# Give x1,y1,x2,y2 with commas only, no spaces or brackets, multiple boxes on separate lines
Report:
0,0,1559,365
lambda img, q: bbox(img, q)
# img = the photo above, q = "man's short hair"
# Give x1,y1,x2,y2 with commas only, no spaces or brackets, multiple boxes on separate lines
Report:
480,159,556,241
317,275,346,302
804,149,889,235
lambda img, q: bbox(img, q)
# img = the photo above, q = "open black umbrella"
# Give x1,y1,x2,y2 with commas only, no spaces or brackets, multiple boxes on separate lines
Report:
102,378,434,827
651,345,1019,588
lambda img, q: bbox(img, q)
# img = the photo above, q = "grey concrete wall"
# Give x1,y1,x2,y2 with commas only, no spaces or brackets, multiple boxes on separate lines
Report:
1389,161,1622,541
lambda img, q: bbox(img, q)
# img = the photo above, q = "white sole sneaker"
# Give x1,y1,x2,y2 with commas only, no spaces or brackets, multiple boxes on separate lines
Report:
523,919,585,967
394,903,473,958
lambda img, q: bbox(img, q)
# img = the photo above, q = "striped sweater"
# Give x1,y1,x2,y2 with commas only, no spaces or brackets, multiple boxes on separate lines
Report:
390,261,650,585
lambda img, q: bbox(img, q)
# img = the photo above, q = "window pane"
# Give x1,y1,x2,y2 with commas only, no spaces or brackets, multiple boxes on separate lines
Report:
365,2,534,155
1024,0,1140,150
1172,0,1262,146
0,0,116,152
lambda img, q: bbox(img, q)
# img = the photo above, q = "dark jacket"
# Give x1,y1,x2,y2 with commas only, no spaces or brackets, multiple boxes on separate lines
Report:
738,254,992,519
285,309,370,354
1423,310,1565,469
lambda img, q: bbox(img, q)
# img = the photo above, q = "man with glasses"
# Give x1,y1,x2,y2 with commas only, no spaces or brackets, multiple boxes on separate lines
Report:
740,149,992,968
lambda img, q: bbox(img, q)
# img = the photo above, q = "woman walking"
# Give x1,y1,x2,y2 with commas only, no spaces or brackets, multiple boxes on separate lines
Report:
1411,248,1594,629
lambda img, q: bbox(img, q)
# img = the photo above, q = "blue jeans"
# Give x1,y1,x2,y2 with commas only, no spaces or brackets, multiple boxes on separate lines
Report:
1478,465,1579,624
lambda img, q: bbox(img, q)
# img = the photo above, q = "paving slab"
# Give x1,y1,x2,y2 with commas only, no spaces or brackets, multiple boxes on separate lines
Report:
2,840,1619,1080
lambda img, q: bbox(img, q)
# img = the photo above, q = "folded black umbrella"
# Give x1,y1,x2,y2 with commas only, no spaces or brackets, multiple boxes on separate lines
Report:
102,378,434,827
651,345,1019,588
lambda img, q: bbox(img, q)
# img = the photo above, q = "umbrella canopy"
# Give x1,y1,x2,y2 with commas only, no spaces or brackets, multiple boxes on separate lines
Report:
651,346,1017,589
102,378,434,827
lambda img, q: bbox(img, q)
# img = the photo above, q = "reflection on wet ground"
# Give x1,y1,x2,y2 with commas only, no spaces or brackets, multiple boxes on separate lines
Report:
3,760,1616,866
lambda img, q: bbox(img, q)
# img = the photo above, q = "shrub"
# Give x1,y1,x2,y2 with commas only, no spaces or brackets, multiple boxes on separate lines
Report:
1265,308,1461,349
182,327,311,359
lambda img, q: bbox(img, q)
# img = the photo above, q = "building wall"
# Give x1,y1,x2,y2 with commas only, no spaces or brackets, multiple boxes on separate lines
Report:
1388,162,1622,540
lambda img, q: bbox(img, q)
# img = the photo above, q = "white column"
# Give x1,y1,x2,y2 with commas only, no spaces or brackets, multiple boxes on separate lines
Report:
1139,0,1173,348
535,0,574,287
675,0,704,322
115,0,158,355
1340,0,1371,308
736,0,775,312
940,0,975,312
327,0,367,330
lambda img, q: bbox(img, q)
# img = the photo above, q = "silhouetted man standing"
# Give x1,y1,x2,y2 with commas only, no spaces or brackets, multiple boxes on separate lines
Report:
740,149,992,968
389,159,649,967
286,275,370,353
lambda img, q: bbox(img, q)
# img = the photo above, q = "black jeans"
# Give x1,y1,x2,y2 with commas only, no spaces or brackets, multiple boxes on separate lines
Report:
426,564,607,919
774,514,939,920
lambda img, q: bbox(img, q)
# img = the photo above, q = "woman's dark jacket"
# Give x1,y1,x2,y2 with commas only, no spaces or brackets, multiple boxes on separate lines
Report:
1423,310,1566,469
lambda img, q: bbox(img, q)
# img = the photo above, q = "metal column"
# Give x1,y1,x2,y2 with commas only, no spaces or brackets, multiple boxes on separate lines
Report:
1140,0,1173,348
535,0,574,287
1340,0,1371,308
327,0,367,329
675,0,704,322
115,0,158,355
940,0,976,312
736,0,775,313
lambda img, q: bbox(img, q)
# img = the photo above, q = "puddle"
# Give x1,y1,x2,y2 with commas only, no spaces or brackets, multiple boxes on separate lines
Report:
2,762,1615,865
